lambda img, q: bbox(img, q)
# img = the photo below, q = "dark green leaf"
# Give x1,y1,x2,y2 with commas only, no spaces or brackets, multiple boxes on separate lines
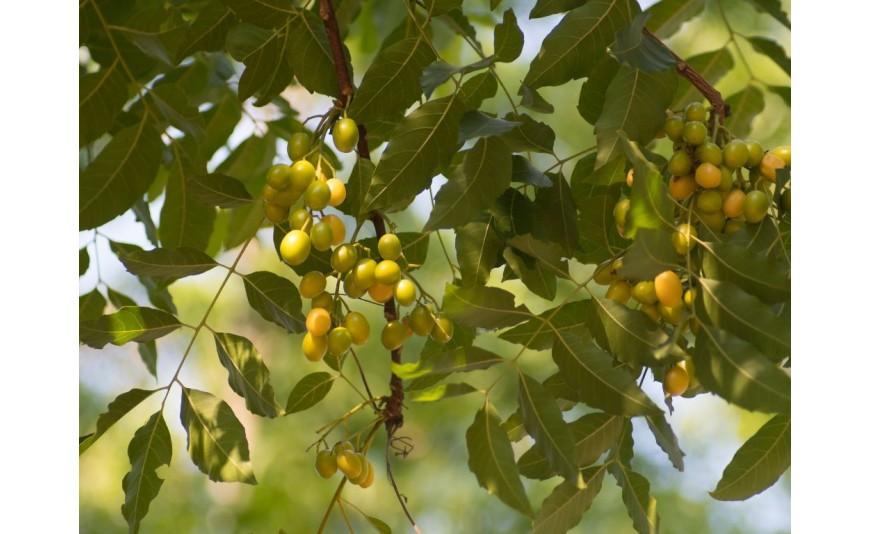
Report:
741,0,790,29
595,66,677,167
460,71,498,109
350,37,436,124
424,0,463,17
747,36,790,75
285,372,337,414
621,135,675,238
694,325,791,413
287,9,347,98
552,332,661,416
442,284,532,329
80,119,162,230
507,234,570,278
175,0,238,61
576,186,620,253
364,93,466,213
466,402,534,516
421,57,495,98
121,411,172,534
148,85,205,143
226,23,293,103
644,413,684,471
499,301,589,350
518,84,554,113
138,341,159,379
223,0,293,27
530,0,587,18
519,413,622,480
610,12,676,72
200,91,242,159
608,463,659,534
455,216,504,286
645,0,705,38
499,112,556,153
523,0,636,89
458,111,521,144
360,512,392,534
132,199,160,248
80,247,90,276
179,388,257,484
408,382,479,402
589,295,686,366
725,86,765,137
79,64,128,146
490,187,538,237
511,156,552,187
108,241,178,314
494,9,524,63
80,307,181,349
80,290,107,321
518,373,581,485
357,232,430,265
80,388,160,454
534,174,579,256
187,173,254,208
214,332,283,418
425,137,512,231
117,6,186,67
242,271,306,333
671,49,735,110
700,242,790,303
619,228,682,280
504,247,557,300
768,85,790,106
159,150,216,251
392,346,503,379
119,247,218,279
711,414,790,500
340,159,375,219
695,277,790,360
578,58,620,124
532,464,607,534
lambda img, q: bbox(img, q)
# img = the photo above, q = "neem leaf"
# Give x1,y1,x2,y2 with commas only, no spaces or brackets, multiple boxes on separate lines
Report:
121,411,172,534
80,307,181,349
242,271,306,333
119,247,218,279
442,284,532,329
187,173,254,208
80,388,160,454
532,464,608,534
213,332,283,418
710,414,790,501
285,372,336,414
494,9,524,63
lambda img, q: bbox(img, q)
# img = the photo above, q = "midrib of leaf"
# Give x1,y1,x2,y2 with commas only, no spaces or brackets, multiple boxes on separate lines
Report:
599,69,640,163
80,114,150,215
532,260,555,299
287,375,337,411
80,60,119,109
244,277,292,318
593,295,660,350
183,389,251,477
123,256,215,273
192,178,250,204
614,462,655,532
696,278,788,353
109,20,187,37
698,324,790,402
298,9,331,62
475,217,495,276
450,288,532,319
523,416,619,472
353,37,426,120
432,138,495,229
128,414,165,526
536,464,607,529
483,402,528,509
713,418,789,496
183,9,235,53
700,242,787,294
215,335,278,413
519,374,576,480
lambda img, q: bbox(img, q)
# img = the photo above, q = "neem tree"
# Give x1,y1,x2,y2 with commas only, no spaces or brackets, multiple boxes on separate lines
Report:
79,0,791,532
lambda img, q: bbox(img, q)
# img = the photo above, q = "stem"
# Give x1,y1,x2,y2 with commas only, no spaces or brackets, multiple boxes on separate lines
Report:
386,431,423,534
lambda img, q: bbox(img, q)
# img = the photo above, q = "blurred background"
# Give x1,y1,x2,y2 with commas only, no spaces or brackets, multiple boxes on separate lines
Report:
79,0,791,531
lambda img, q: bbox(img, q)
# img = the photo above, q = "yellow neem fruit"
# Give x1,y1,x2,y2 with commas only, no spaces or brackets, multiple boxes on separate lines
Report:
359,460,375,488
382,321,406,351
640,303,661,322
631,281,658,305
368,281,394,303
315,450,337,478
321,214,346,245
336,450,363,479
378,233,402,261
344,312,370,345
605,281,631,304
302,333,328,362
760,153,785,182
658,302,683,325
280,230,311,265
352,258,377,289
664,364,690,396
311,291,334,312
326,178,347,207
394,279,416,307
348,453,369,485
375,260,402,285
299,272,327,299
306,308,332,336
671,224,697,255
654,270,683,308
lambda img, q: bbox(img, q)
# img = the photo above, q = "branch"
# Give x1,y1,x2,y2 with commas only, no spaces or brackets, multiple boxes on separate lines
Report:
643,28,729,124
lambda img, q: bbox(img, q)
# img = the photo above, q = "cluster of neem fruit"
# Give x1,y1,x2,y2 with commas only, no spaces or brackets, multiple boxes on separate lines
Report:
315,441,375,489
599,101,791,398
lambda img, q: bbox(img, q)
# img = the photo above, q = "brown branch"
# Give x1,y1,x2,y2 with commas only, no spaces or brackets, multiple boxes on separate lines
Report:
643,28,730,124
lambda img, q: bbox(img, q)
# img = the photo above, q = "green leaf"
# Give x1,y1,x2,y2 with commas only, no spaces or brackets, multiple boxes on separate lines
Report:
694,325,791,413
458,112,521,144
700,242,790,303
503,247,556,300
179,388,257,484
519,413,622,480
466,402,534,517
610,12,676,72
768,84,790,106
523,0,636,89
511,156,553,188
645,0,705,39
695,278,790,360
576,185,620,253
148,85,206,144
494,9,523,63
508,234,569,277
223,0,294,27
518,84,554,113
118,247,218,279
200,91,242,160
108,241,178,314
442,285,531,329
710,415,790,501
138,341,159,379
175,0,238,61
80,247,90,276
425,137,512,231
725,86,765,137
80,290,107,321
578,58,620,124
340,159,375,219
532,464,608,534
409,382,479,402
213,332,283,418
455,216,504,286
121,411,172,534
741,0,790,29
285,372,337,414
671,49,735,110
79,64,128,146
619,228,682,280
159,149,216,251
644,413,684,471
116,6,187,67
491,187,538,236
132,199,160,248
360,512,392,534
595,66,677,167
424,0,463,17
187,173,254,208
608,463,659,534
622,135,674,238
80,307,181,349
534,174,580,256
552,332,661,416
530,0,587,19
499,301,589,351
350,37,436,124
80,118,162,230
227,24,294,104
392,346,504,379
458,71,498,110
357,232,430,266
363,93,467,213
421,57,495,98
588,295,686,366
499,112,556,153
242,271,306,333
80,388,160,455
746,36,790,75
288,9,347,98
518,373,581,486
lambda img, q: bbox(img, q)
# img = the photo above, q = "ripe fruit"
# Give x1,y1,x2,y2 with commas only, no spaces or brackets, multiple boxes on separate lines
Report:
280,230,311,265
302,333,328,362
375,260,401,285
367,282,394,303
613,198,630,227
760,153,785,182
694,162,722,189
605,281,631,304
722,189,746,219
352,258,377,289
267,164,293,190
658,302,683,325
382,321,406,351
430,314,454,344
771,145,791,166
305,180,331,211
410,304,436,335
332,118,359,153
744,140,764,167
326,178,346,207
264,202,290,224
310,221,334,252
299,272,327,299
306,308,332,336
395,279,416,307
289,208,312,231
328,327,353,356
682,121,707,145
290,160,316,191
348,453,369,485
321,214,346,245
696,190,723,214
723,140,749,169
663,116,684,142
668,150,693,177
743,190,770,223
331,244,358,273
664,364,690,396
378,234,402,261
315,449,337,478
632,281,658,305
626,169,635,187
344,312,370,345
668,175,697,201
696,142,723,166
288,132,311,161
683,287,697,307
311,291,334,311
336,450,363,478
593,259,621,285
684,102,706,122
654,270,683,308
359,460,375,488
671,224,696,255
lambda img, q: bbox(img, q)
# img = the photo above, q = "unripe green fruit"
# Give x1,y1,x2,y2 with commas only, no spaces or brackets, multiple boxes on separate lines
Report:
311,291,334,312
378,234,402,261
299,271,327,299
409,305,435,336
328,327,353,356
771,145,791,167
315,449,337,478
605,281,631,304
264,202,289,225
332,118,359,153
344,312,370,345
267,164,293,190
696,142,723,166
723,219,744,235
288,132,311,161
305,180,331,211
382,321,406,351
682,121,707,145
744,140,764,167
310,221,334,252
331,244,358,273
430,314,454,344
664,116,685,142
696,190,723,214
723,140,749,169
352,258,377,289
717,166,734,192
697,210,726,232
275,186,302,208
262,184,279,203
343,273,367,299
280,230,311,265
743,190,769,223
395,280,416,307
333,441,354,455
668,150,693,177
375,260,401,285
632,281,658,305
289,160,317,191
613,198,630,227
684,102,707,122
289,208,312,231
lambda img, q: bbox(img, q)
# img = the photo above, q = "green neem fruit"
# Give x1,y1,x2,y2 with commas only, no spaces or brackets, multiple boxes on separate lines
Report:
375,260,401,285
310,221,334,252
723,139,749,169
299,271,327,299
315,449,337,478
331,244,358,273
682,121,707,146
311,291,334,312
723,219,744,235
280,230,311,265
409,304,435,336
267,164,293,190
743,190,770,223
771,145,791,167
332,118,359,153
684,102,707,122
328,327,353,356
290,160,317,191
302,333,328,362
697,209,726,232
430,314,454,344
378,234,402,261
664,116,685,142
382,321,406,351
352,258,377,289
395,280,416,307
264,202,289,225
605,280,631,304
631,281,658,305
288,132,311,161
671,223,697,255
744,139,764,167
275,187,302,208
696,142,723,166
289,208,312,231
613,198,630,227
344,312,370,345
343,273,367,299
668,150,693,176
696,190,723,214
262,184,279,203
305,180,331,211
717,166,734,192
